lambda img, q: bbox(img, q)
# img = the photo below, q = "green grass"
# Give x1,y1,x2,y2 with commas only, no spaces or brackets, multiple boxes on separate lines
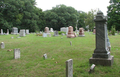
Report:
0,32,120,77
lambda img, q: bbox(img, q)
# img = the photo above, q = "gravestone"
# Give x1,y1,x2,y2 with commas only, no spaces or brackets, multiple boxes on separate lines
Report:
11,27,18,34
14,48,20,59
19,29,26,37
50,28,54,32
89,11,114,66
1,29,3,35
43,33,47,37
60,27,68,35
61,33,65,36
43,54,47,59
66,59,73,77
26,29,29,34
67,26,76,38
44,27,49,33
78,28,85,37
53,31,59,36
1,42,5,49
7,29,9,35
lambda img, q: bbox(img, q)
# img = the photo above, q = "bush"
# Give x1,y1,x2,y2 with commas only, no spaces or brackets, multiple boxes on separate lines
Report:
58,31,66,35
111,25,116,35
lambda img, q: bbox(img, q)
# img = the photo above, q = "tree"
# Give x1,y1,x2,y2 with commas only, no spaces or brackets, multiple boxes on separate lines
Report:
44,4,79,30
84,9,98,30
107,0,120,31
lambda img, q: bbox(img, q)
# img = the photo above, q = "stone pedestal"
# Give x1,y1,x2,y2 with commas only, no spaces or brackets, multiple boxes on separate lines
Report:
89,11,114,66
67,26,76,38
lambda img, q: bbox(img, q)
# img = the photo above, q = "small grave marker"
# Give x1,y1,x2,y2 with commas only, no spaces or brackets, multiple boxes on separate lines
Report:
66,59,73,77
14,48,20,59
1,42,5,49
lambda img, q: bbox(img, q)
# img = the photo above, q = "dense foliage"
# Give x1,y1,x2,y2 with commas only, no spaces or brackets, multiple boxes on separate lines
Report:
0,0,45,32
107,0,120,31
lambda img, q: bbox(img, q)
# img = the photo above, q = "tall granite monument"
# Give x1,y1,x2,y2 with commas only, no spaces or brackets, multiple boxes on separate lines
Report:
89,11,114,66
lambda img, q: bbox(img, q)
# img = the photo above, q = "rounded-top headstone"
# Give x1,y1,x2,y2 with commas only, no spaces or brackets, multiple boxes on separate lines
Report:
44,27,49,33
78,28,85,37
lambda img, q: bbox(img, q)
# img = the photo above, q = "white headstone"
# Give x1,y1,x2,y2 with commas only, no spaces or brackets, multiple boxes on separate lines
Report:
26,29,29,34
43,54,47,59
66,59,73,77
7,29,9,35
14,49,20,59
43,33,47,37
1,29,3,35
50,28,54,32
11,27,18,34
60,27,68,34
1,42,5,49
19,29,26,37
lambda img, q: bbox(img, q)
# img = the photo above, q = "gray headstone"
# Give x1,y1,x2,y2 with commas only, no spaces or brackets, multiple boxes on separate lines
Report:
70,41,72,46
66,59,73,77
53,31,59,36
1,42,5,49
26,29,29,34
11,27,18,34
1,29,3,35
61,33,65,36
89,11,114,66
43,54,47,59
19,29,26,37
43,33,47,37
7,29,9,35
14,48,20,59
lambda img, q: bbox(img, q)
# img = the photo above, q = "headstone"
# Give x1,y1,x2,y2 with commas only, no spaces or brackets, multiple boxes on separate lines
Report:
26,29,29,34
66,59,73,77
1,29,3,35
67,26,76,38
44,27,49,33
60,27,68,35
14,48,20,59
53,31,59,36
1,42,5,49
70,41,72,46
6,29,9,35
78,28,85,37
19,29,26,37
89,64,96,73
50,28,54,32
11,27,18,34
11,37,14,39
89,11,114,66
43,53,47,59
61,33,65,36
43,33,47,37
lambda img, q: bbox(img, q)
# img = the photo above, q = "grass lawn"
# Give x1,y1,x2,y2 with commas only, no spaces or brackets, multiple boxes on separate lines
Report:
0,32,120,77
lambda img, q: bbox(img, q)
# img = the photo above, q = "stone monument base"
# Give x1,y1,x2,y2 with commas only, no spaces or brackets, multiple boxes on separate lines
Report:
89,56,114,66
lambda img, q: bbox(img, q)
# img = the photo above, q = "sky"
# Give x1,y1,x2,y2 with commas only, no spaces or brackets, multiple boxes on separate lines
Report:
35,0,110,16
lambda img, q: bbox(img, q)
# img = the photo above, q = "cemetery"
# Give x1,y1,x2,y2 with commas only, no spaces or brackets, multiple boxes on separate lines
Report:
0,0,120,77
0,27,120,77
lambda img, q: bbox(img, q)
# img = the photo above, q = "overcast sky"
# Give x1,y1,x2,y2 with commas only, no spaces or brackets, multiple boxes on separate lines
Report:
35,0,110,15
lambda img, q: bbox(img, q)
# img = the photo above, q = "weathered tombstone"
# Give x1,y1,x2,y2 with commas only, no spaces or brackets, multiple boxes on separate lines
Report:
60,27,68,35
6,29,9,35
14,48,20,59
53,31,59,36
50,28,54,32
43,33,47,37
26,29,29,34
67,26,76,38
70,41,72,46
43,54,47,59
78,28,85,37
19,29,26,37
61,33,65,36
1,29,3,35
11,27,18,34
66,59,73,77
89,64,96,73
89,11,114,66
44,27,49,33
11,37,14,39
1,42,5,49
93,27,96,34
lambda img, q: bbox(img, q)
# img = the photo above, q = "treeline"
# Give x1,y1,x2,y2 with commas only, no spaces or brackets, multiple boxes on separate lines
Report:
0,0,99,32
